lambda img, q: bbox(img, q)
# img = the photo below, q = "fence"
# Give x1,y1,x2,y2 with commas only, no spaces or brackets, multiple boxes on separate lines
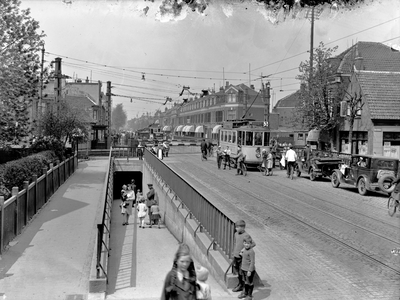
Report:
95,149,114,283
144,148,236,259
0,154,78,254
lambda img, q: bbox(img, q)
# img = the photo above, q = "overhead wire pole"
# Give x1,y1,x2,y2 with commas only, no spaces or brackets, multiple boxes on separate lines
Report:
54,57,62,117
38,44,45,133
106,81,112,149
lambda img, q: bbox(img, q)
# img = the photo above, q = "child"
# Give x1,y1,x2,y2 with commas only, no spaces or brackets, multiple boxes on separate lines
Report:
196,266,212,300
150,201,162,228
238,236,256,300
232,220,256,293
137,199,147,228
120,198,129,226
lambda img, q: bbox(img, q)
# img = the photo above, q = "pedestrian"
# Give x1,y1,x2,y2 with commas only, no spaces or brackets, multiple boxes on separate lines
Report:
137,142,144,160
120,185,128,225
161,244,197,300
266,149,274,176
136,189,144,202
126,185,136,206
231,145,244,175
232,220,256,293
200,139,208,160
137,198,147,228
238,236,256,300
196,266,212,300
261,149,268,176
285,145,297,179
216,146,223,169
150,201,162,228
223,146,231,170
146,183,156,225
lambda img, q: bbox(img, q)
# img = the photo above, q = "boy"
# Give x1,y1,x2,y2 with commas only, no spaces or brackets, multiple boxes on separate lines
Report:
232,220,256,293
196,266,211,300
238,236,256,300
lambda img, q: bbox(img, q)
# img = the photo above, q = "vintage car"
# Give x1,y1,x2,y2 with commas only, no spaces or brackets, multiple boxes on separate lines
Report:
331,154,399,196
295,149,343,181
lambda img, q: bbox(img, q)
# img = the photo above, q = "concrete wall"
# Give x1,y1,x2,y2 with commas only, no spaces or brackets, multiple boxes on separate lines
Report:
142,160,238,288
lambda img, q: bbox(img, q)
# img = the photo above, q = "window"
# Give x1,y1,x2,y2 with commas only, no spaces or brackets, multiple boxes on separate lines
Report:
245,131,253,146
298,133,303,140
263,132,270,146
254,132,262,146
215,111,223,122
232,132,236,144
228,93,236,103
228,131,232,143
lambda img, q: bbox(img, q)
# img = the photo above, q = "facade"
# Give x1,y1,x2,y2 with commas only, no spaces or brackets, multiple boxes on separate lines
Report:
333,42,400,157
160,81,272,142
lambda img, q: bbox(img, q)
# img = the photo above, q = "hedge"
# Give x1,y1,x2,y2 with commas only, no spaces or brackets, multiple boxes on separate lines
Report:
0,150,58,200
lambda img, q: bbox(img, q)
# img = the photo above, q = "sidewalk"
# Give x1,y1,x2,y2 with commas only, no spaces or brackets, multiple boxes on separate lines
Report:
106,198,235,300
0,159,108,300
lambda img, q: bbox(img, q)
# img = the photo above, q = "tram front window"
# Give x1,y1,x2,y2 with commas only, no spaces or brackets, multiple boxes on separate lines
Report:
245,131,253,146
263,132,270,146
255,132,262,146
232,132,236,144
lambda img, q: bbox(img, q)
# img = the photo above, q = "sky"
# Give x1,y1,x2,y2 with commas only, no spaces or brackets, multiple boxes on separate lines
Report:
21,0,400,120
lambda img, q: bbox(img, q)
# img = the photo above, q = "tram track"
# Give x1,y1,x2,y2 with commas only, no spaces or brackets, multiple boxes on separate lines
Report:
167,157,400,278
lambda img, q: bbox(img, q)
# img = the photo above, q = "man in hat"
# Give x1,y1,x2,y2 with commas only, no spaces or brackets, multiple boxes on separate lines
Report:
146,183,155,225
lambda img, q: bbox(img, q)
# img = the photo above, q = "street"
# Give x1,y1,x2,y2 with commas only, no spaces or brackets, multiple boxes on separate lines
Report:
164,153,400,299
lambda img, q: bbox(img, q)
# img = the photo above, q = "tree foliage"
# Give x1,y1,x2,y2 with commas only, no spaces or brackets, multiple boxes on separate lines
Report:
0,0,46,144
111,103,127,131
295,42,344,135
39,101,90,145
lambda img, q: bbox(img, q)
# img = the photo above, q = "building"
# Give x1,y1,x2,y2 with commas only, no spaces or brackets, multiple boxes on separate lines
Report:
333,42,400,157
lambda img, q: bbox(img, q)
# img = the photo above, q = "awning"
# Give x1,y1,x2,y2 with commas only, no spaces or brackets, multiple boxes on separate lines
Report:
184,125,195,133
175,125,184,132
163,126,171,132
195,125,204,133
212,124,222,134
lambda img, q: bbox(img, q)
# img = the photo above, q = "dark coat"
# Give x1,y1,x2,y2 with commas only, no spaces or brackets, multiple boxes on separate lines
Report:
161,270,197,300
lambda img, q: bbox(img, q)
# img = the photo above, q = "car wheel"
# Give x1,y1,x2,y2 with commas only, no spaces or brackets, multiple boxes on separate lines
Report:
357,178,368,196
309,168,316,181
387,197,397,217
378,175,397,194
331,171,340,188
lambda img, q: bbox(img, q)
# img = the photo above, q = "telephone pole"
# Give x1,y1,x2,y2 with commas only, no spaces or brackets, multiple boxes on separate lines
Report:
54,57,62,116
262,82,271,129
106,81,112,149
38,44,45,133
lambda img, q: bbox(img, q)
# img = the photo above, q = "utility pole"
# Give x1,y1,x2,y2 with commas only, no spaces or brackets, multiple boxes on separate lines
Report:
263,82,271,129
54,57,62,117
310,6,314,80
106,81,112,149
38,44,45,133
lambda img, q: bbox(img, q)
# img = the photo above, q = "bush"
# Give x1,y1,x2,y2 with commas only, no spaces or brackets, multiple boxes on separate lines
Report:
0,150,58,200
30,136,66,161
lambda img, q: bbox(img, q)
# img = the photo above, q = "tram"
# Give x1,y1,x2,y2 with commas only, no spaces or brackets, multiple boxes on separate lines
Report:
219,119,271,167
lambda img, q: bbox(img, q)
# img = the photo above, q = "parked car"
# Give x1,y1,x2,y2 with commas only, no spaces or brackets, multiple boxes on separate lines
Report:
331,154,399,196
296,149,343,181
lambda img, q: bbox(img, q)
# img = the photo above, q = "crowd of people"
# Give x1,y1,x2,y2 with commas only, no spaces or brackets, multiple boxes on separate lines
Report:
120,180,162,229
160,219,256,300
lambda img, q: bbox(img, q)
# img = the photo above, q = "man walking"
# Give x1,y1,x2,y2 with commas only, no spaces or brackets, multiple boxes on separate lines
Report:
223,146,231,170
146,183,156,225
285,145,297,179
200,139,208,160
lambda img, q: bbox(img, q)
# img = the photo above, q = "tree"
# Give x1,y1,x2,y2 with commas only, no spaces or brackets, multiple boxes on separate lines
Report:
0,0,46,144
39,101,90,146
111,103,127,131
295,42,344,149
342,84,364,154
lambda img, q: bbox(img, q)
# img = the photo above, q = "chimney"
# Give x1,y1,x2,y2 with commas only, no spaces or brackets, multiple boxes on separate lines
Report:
225,81,229,87
220,86,224,91
86,76,89,83
250,84,255,90
354,56,363,71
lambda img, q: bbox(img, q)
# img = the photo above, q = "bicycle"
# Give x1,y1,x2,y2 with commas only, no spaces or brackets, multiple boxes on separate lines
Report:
387,182,399,217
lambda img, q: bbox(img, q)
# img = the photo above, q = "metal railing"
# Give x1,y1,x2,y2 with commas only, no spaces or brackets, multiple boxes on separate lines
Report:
0,154,78,254
144,148,236,258
95,148,114,282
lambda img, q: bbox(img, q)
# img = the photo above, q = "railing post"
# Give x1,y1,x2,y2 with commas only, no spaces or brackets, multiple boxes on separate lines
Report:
32,174,38,214
0,196,4,254
49,163,54,195
43,167,48,202
23,181,29,226
12,187,19,234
